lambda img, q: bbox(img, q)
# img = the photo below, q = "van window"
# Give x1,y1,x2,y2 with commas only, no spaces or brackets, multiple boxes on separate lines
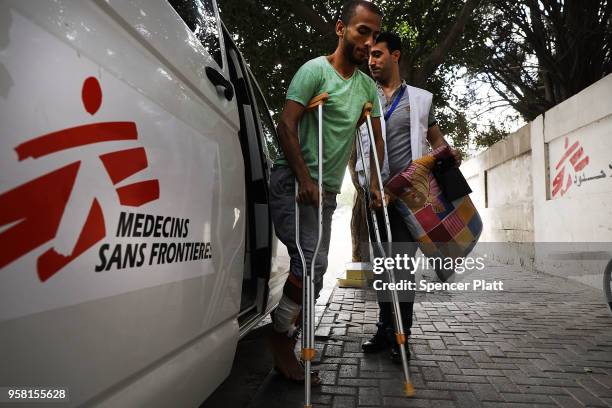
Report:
249,72,279,163
169,0,223,68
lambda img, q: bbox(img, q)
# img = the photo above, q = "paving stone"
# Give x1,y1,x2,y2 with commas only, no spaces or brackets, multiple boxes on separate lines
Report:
337,378,378,387
357,394,381,406
592,374,612,389
424,400,457,407
326,345,343,357
429,339,447,350
381,397,431,407
416,354,454,362
380,379,407,396
445,375,490,384
501,392,556,404
481,403,549,407
563,387,609,407
332,395,356,408
549,395,584,408
332,327,348,336
343,342,362,353
438,362,463,375
411,389,453,400
320,386,358,396
313,363,340,371
338,364,358,378
319,370,338,385
516,385,567,395
461,368,505,377
410,359,440,367
577,379,612,398
358,371,397,379
455,356,479,369
537,378,582,388
469,351,494,363
483,345,507,358
471,383,503,401
312,394,334,405
424,381,472,391
421,366,444,382
453,391,483,408
324,357,360,364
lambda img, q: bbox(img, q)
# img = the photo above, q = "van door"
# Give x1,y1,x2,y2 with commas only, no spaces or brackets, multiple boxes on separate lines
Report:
222,27,273,327
0,0,246,406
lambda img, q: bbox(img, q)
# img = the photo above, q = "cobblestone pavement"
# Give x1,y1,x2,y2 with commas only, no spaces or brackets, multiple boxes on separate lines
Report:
248,260,612,408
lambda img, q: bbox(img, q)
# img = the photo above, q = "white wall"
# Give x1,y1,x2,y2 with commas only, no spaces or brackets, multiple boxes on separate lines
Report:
532,74,612,242
462,124,533,239
461,74,612,287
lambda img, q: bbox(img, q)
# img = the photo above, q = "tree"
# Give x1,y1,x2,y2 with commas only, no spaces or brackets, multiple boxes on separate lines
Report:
466,0,612,122
219,0,484,151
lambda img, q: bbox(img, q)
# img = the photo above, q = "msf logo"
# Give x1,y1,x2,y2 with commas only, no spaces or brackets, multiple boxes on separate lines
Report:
0,77,160,281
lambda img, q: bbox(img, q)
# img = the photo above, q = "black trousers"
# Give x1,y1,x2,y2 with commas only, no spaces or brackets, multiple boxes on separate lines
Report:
365,198,417,336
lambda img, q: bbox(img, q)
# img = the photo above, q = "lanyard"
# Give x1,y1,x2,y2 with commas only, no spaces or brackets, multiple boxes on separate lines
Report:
384,85,406,122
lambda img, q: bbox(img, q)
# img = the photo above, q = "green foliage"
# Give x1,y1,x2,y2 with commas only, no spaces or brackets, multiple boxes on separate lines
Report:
219,0,488,149
464,0,612,121
393,21,418,48
220,0,611,153
219,0,335,121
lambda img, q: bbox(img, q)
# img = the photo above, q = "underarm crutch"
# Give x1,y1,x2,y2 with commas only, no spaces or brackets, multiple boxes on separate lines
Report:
296,92,328,408
357,102,415,397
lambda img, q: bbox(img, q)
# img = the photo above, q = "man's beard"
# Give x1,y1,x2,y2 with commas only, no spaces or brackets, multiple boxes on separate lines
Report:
343,35,366,65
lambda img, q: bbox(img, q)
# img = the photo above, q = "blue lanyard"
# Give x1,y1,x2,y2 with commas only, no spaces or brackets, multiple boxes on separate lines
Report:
384,85,406,122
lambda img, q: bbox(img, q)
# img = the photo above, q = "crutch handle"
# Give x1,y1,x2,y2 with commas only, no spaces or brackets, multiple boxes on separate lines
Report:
359,102,373,125
305,92,329,112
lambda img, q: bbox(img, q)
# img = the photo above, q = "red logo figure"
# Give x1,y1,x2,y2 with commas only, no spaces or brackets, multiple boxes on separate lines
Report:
551,137,589,198
0,77,159,281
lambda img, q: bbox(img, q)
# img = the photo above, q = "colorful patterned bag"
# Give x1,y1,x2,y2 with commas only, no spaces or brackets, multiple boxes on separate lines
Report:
385,146,482,281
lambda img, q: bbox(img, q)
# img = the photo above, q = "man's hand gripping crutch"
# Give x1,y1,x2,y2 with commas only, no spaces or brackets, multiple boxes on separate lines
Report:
357,102,415,397
296,92,328,408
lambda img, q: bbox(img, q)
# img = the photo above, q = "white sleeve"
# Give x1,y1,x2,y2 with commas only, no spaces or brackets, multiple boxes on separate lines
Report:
354,100,389,187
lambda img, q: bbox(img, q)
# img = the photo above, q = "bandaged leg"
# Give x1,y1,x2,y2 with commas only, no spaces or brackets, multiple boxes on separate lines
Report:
272,293,301,336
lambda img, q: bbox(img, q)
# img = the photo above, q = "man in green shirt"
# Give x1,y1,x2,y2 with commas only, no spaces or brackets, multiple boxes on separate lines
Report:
268,0,384,383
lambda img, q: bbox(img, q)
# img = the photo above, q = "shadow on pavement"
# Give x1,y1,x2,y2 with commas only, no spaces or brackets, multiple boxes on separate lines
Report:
200,323,274,408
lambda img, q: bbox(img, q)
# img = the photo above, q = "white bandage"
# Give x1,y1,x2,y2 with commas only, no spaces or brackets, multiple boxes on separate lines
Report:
272,294,301,336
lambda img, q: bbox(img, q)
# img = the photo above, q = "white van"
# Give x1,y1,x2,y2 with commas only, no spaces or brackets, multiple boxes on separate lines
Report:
0,0,287,406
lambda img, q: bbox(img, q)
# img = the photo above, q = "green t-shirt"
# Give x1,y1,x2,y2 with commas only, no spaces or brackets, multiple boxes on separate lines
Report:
275,56,381,193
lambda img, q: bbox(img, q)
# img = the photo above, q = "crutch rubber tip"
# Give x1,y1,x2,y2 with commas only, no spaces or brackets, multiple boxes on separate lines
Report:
301,348,316,361
405,381,415,397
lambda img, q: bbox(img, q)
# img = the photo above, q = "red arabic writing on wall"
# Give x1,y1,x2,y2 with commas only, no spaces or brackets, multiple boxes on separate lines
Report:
551,137,590,198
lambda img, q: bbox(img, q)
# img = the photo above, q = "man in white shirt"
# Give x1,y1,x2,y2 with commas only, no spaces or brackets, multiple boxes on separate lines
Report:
357,32,461,362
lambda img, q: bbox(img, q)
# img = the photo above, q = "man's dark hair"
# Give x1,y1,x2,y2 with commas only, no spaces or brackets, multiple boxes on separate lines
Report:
375,31,402,61
339,0,383,25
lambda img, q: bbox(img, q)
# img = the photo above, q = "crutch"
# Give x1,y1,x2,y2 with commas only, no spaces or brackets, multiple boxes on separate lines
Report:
296,92,328,408
357,102,415,397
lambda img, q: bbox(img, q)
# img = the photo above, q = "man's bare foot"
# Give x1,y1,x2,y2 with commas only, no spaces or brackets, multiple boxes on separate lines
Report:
267,329,320,384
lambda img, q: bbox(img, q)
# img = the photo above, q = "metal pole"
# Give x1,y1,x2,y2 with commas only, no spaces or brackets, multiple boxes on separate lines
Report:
299,93,328,408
